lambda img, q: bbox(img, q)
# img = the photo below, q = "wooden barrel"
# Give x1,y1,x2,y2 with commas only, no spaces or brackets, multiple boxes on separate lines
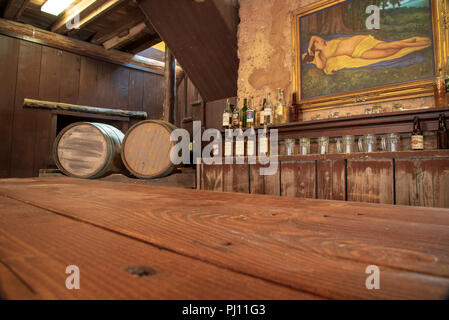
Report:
53,122,126,179
121,120,178,179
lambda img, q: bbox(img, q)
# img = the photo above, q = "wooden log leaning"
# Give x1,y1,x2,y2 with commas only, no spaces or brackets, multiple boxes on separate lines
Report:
121,120,178,179
23,98,147,119
53,122,127,179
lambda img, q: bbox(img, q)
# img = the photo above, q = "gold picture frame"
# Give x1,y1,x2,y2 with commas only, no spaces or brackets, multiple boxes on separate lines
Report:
292,0,449,112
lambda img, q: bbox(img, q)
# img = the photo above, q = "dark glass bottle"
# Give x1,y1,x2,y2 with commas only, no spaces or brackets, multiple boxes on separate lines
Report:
411,117,424,150
437,114,449,149
241,98,248,128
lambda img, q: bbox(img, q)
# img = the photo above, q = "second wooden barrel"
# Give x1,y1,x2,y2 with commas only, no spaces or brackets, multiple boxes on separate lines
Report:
53,122,126,179
121,120,178,179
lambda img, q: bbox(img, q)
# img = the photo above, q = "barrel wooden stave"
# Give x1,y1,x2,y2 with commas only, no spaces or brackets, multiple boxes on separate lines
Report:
121,120,178,179
53,122,126,179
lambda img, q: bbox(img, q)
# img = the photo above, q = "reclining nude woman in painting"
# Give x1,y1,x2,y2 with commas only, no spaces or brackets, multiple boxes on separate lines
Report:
302,34,431,75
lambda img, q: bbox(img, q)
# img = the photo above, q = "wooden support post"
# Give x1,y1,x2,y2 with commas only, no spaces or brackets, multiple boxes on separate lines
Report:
163,45,176,124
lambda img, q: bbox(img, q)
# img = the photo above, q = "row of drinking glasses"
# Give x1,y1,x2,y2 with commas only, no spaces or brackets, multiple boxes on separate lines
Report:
283,133,401,155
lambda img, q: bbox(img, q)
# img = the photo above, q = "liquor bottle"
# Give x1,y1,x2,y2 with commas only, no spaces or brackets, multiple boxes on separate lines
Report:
259,123,269,156
247,97,255,128
274,89,289,124
289,92,298,123
264,93,274,126
241,98,248,128
224,124,233,157
232,98,240,128
247,126,256,157
258,98,266,127
235,121,245,157
222,99,231,128
437,113,449,149
411,116,424,150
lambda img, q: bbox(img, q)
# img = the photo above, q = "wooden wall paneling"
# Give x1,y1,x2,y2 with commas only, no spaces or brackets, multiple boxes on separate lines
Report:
143,72,164,119
281,160,316,199
78,56,99,107
115,67,130,109
59,51,81,104
35,46,62,173
0,35,19,177
264,162,281,196
128,70,144,111
223,163,249,193
10,41,42,177
201,163,223,191
347,159,394,204
317,160,332,200
249,163,264,194
97,61,114,107
332,159,346,201
395,158,449,208
175,76,186,128
432,159,449,208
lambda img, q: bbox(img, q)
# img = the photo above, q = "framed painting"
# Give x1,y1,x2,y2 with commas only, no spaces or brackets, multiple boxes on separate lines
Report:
292,0,449,111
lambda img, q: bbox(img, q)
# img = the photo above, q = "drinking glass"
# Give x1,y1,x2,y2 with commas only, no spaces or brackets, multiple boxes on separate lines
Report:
358,134,377,153
284,139,295,156
318,137,329,155
381,133,401,152
336,135,355,154
299,137,310,155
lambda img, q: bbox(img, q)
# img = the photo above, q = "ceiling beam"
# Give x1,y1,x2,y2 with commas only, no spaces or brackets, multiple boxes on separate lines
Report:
120,32,161,54
67,0,125,33
90,11,143,45
3,0,30,20
51,0,96,34
102,21,146,50
0,18,178,75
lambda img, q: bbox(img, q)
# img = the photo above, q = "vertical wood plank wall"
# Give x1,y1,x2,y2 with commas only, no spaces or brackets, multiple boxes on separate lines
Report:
199,153,449,209
0,34,165,178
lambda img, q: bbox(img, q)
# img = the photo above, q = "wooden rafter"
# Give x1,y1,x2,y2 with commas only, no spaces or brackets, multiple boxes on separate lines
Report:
102,21,146,50
68,0,124,32
51,0,96,34
120,33,161,54
0,18,183,75
90,11,143,45
3,0,30,20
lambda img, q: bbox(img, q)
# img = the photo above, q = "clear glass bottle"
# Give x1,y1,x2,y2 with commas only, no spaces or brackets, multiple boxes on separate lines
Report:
259,123,270,156
264,93,274,126
274,89,288,124
259,98,266,127
235,121,245,157
222,98,231,128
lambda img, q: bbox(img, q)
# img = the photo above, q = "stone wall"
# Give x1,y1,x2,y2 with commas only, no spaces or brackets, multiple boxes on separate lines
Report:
237,0,434,121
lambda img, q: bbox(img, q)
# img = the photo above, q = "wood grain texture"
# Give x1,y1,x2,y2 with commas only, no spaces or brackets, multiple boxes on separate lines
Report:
0,35,19,178
201,163,223,191
347,159,394,204
281,161,316,198
396,158,449,208
121,120,176,179
1,177,448,299
0,195,314,299
223,163,249,193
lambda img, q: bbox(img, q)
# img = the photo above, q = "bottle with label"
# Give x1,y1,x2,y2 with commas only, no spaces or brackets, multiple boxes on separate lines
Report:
289,92,298,123
258,98,266,127
241,98,248,128
235,121,245,157
259,123,269,156
274,88,288,124
437,113,449,149
232,98,240,128
411,116,424,150
247,97,255,128
224,124,233,158
264,93,274,126
222,99,231,128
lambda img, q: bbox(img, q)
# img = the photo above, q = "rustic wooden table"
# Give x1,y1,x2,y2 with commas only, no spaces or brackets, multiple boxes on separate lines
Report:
0,177,448,299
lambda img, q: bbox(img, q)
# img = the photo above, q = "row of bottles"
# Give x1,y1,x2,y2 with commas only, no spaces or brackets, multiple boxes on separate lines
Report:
222,89,290,129
411,114,448,150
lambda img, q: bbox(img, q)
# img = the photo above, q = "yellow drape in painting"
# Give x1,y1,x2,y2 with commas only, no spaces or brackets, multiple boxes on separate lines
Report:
321,36,431,75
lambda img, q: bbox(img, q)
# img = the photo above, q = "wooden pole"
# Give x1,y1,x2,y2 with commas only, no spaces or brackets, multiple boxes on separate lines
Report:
23,98,148,119
163,45,176,124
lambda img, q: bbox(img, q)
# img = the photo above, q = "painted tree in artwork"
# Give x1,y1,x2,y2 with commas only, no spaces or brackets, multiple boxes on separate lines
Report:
319,4,352,34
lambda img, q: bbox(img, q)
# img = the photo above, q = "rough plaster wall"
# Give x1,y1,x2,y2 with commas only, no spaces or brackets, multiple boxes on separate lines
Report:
237,0,434,119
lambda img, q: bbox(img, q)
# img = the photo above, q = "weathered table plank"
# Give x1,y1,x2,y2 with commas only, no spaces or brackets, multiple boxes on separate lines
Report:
1,178,448,299
0,195,315,299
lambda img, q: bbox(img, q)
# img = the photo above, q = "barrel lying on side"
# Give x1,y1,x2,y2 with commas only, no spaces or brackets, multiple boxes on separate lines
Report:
121,120,178,179
53,122,126,179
